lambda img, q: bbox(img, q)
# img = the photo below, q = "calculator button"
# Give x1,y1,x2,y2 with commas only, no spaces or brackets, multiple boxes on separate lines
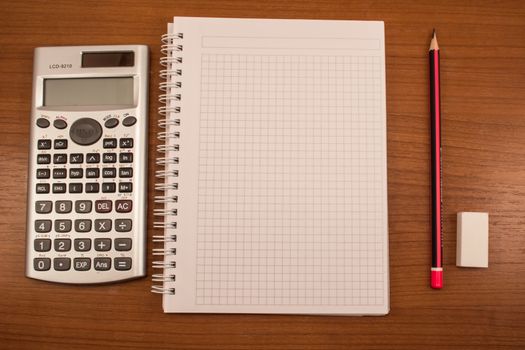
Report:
85,183,100,193
70,153,84,164
102,183,116,193
86,168,100,178
55,219,72,233
115,219,132,232
53,258,71,271
75,219,92,232
37,139,52,149
95,219,112,232
34,239,52,252
36,183,50,193
95,200,112,213
74,238,91,252
69,183,83,193
74,258,91,271
103,138,117,148
75,200,92,213
103,153,117,163
36,118,50,128
53,119,67,130
35,201,53,213
94,258,111,271
34,258,51,271
53,168,67,179
54,238,72,251
69,168,83,178
115,238,132,251
119,182,133,193
86,153,100,163
104,118,119,129
94,238,112,251
119,153,133,163
55,200,72,213
36,168,50,179
70,118,102,146
52,183,67,193
114,257,132,271
115,200,132,213
102,168,116,178
122,116,137,127
53,154,67,164
119,138,133,148
37,154,51,164
53,139,68,149
119,168,133,178
35,220,52,233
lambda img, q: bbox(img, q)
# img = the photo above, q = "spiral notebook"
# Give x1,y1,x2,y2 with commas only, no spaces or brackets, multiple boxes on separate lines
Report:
153,17,389,315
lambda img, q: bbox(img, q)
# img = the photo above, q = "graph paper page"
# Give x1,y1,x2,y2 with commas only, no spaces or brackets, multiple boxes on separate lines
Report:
163,17,388,315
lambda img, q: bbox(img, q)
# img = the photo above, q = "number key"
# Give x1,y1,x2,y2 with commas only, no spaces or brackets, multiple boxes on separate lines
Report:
75,219,92,232
55,200,72,213
55,219,72,233
54,238,71,252
75,200,92,213
35,200,52,213
35,220,52,233
34,239,51,252
34,258,51,271
74,238,91,252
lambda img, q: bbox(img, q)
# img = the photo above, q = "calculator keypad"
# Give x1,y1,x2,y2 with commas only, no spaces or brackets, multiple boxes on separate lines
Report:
29,112,140,282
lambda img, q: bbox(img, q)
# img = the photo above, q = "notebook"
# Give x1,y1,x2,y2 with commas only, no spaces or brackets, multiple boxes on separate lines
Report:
152,17,389,315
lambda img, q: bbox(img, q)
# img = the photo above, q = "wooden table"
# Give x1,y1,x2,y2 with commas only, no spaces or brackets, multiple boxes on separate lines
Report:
1,1,524,349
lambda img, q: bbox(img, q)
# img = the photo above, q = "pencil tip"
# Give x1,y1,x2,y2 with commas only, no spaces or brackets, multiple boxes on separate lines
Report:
432,28,436,37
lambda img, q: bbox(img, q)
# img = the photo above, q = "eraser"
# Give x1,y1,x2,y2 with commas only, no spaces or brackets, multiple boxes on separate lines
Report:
456,212,489,268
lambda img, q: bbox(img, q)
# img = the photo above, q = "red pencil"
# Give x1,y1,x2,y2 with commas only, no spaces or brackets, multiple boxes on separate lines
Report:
430,29,443,289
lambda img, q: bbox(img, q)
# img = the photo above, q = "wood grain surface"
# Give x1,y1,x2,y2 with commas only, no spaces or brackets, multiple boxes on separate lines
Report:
1,0,524,349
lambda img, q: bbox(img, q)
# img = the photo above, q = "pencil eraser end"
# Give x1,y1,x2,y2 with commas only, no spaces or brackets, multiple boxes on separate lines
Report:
431,269,443,289
457,212,489,268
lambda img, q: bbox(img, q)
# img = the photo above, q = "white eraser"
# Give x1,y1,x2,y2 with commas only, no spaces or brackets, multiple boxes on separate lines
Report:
456,212,489,268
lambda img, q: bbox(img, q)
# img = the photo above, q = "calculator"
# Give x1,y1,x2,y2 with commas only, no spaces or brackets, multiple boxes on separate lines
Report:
26,45,148,283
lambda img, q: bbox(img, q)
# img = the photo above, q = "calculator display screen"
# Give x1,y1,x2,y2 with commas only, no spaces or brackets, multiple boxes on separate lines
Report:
43,77,134,107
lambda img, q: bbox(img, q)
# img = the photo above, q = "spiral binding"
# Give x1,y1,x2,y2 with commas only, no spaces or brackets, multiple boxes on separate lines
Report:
151,32,183,296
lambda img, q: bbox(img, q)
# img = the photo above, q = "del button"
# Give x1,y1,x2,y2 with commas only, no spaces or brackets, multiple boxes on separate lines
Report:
95,200,112,213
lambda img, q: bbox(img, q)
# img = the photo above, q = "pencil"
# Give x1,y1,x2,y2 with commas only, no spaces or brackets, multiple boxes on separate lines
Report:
430,29,443,289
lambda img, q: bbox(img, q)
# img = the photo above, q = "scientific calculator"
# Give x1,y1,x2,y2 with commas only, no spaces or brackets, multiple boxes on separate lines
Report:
26,45,148,283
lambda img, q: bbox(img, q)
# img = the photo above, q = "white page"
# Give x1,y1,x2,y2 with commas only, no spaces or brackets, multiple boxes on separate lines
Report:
161,17,388,315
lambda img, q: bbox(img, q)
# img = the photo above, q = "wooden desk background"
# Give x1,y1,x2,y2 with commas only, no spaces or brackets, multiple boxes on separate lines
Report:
1,0,524,349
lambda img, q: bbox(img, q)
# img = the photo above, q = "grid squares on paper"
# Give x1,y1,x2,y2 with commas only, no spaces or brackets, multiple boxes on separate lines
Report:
195,54,385,306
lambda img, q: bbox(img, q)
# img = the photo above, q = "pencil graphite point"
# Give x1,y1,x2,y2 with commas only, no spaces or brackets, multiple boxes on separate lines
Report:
429,29,439,51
